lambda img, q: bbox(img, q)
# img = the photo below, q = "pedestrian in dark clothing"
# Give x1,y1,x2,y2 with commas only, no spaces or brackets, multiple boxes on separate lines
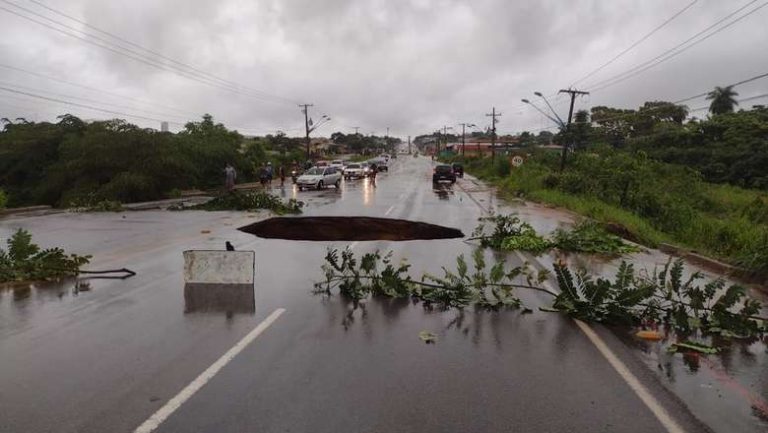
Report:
369,163,377,187
278,165,286,186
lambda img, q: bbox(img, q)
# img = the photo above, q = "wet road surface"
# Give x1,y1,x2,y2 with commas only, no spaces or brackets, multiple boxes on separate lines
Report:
0,156,765,432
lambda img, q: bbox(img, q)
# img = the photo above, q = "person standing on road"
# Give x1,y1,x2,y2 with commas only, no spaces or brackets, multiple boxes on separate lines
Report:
224,164,237,191
369,163,377,188
278,164,286,187
266,162,274,185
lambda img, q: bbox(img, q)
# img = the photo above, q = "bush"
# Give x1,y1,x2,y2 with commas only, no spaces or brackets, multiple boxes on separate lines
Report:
0,229,90,283
495,158,511,177
193,191,304,214
0,189,7,209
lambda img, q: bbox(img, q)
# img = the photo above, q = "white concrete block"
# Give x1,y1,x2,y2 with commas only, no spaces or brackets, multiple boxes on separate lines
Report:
183,250,255,285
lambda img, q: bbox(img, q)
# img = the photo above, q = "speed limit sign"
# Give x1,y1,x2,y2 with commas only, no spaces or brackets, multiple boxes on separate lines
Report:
511,155,524,167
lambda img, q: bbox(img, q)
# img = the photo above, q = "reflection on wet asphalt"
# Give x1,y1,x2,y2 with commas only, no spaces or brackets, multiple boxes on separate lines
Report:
184,283,255,314
0,156,764,433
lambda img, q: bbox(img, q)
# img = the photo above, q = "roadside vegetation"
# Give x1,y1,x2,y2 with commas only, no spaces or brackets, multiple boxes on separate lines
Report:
0,115,397,209
440,102,768,275
191,191,304,214
471,214,640,256
0,229,90,284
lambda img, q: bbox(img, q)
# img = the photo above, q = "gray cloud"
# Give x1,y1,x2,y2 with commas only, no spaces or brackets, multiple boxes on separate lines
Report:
1,0,766,137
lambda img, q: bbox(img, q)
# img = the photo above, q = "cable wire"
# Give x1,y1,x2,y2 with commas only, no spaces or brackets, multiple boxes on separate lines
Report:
585,0,767,93
570,0,699,87
0,1,298,104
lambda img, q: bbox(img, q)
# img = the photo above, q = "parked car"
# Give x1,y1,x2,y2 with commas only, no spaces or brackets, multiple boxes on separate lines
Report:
344,163,365,179
296,166,342,190
330,160,344,171
315,160,329,167
451,163,464,178
432,164,456,184
369,158,388,172
360,162,373,176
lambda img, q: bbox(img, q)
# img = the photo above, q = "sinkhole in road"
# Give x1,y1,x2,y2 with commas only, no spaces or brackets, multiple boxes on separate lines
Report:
238,216,464,241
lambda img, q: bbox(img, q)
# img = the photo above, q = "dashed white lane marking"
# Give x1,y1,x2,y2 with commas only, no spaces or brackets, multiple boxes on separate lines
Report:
349,241,359,250
384,205,395,216
133,308,286,433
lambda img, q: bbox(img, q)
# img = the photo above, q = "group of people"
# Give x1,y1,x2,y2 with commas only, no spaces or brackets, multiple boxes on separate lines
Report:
225,159,379,191
223,162,289,192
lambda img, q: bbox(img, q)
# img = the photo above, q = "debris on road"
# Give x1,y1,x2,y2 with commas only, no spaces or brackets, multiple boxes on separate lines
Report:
0,229,90,284
668,341,719,354
635,330,663,341
418,331,437,344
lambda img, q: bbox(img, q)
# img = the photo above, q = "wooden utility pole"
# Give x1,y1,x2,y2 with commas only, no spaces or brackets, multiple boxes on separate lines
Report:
299,103,314,161
558,89,589,172
486,107,501,163
353,126,360,135
459,123,474,157
407,136,411,154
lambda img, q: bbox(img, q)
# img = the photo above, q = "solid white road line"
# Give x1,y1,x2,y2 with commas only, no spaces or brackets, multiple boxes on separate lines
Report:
511,250,685,433
573,319,686,433
133,308,286,433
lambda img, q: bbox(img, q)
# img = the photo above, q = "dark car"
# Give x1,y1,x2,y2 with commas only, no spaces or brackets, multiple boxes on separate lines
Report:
451,163,464,178
432,164,456,184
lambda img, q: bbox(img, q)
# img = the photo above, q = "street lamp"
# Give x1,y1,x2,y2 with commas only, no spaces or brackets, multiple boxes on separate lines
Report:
534,92,565,127
521,98,564,129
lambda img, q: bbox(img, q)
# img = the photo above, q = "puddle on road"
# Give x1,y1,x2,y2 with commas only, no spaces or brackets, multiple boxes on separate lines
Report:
183,283,255,314
238,216,464,241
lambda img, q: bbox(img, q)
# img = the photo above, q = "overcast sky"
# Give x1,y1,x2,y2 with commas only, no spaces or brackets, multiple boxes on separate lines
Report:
1,0,767,137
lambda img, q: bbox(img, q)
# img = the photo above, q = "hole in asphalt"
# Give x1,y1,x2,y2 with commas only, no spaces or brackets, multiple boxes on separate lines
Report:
238,216,464,241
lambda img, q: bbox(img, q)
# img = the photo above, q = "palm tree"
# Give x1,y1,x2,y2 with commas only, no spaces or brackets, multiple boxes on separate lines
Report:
706,86,739,115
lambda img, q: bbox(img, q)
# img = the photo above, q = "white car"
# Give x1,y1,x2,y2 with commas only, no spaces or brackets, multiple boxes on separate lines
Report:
330,160,345,172
296,166,342,190
343,163,365,179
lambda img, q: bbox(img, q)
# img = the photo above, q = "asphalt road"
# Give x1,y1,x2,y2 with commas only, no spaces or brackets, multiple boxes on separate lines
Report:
0,156,755,433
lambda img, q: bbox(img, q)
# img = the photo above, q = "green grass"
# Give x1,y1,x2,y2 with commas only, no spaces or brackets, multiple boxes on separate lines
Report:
448,152,768,274
526,189,668,247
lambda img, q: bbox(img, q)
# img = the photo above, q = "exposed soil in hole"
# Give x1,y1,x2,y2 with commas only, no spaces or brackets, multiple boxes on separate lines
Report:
238,216,464,241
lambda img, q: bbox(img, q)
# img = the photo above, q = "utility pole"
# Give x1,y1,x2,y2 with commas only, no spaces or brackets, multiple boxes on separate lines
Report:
558,88,589,172
353,126,360,135
299,103,314,161
486,107,501,163
407,135,411,154
458,123,475,157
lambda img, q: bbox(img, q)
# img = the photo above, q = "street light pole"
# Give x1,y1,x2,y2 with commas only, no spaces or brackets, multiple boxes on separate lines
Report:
458,123,475,157
558,88,589,172
299,103,314,161
485,108,501,163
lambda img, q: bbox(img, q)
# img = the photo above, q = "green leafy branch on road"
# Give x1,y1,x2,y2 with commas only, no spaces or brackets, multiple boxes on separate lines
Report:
0,229,91,283
314,247,552,310
471,214,640,256
191,191,304,214
316,248,766,336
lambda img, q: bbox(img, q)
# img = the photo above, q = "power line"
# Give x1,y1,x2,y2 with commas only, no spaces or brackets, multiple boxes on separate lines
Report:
0,84,304,133
569,0,699,87
0,1,298,104
585,0,768,93
22,0,297,104
0,85,182,124
518,71,768,131
0,80,194,123
0,63,198,116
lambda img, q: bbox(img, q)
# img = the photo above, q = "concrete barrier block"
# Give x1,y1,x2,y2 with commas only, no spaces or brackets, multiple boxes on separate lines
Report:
183,250,255,285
